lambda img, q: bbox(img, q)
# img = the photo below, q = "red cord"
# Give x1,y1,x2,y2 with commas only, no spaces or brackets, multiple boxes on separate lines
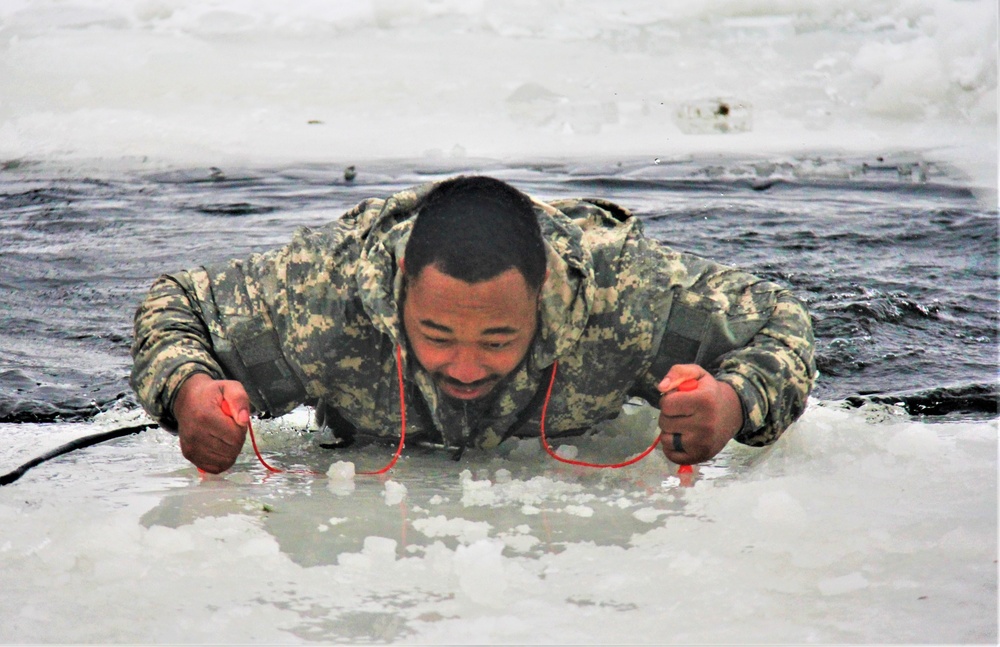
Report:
246,415,286,474
229,348,690,476
356,346,407,475
221,399,318,476
224,345,407,477
538,361,663,469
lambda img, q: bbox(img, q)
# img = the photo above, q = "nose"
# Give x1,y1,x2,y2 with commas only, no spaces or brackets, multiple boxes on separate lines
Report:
444,346,489,384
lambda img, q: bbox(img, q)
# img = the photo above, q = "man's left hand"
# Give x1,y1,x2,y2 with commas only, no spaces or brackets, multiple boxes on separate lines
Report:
657,364,744,465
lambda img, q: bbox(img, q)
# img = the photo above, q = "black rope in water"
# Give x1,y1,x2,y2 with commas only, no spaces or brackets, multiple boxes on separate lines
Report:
0,423,158,486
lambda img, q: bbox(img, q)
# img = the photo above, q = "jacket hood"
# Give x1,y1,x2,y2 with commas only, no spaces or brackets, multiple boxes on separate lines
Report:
352,180,595,368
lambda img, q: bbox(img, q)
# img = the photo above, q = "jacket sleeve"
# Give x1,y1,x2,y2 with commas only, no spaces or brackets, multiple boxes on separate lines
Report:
129,269,230,430
130,225,347,429
714,290,816,446
130,196,391,431
640,245,817,446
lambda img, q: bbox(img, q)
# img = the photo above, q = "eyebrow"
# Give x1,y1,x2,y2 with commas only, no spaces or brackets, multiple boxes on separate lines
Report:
419,319,519,336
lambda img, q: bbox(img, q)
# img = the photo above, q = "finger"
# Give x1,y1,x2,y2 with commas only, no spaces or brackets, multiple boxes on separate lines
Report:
660,380,698,415
674,379,700,392
659,434,691,464
180,434,238,473
196,454,231,474
188,425,244,459
657,364,708,394
658,375,707,418
219,382,251,426
660,377,701,397
671,432,685,453
202,404,248,452
213,404,244,448
660,379,700,400
209,423,247,450
659,398,697,421
197,455,234,475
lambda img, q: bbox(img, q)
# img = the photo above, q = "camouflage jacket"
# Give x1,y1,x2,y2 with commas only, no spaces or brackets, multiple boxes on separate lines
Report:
131,181,816,450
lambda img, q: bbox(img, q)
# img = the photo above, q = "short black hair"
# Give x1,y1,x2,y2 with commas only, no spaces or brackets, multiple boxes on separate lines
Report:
404,176,547,291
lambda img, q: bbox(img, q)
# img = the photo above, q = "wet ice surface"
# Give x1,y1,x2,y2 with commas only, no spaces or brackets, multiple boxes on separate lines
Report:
0,404,995,644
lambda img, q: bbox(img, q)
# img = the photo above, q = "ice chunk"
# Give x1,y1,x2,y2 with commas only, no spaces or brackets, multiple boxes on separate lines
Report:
563,505,594,518
326,460,355,480
633,507,666,523
555,444,578,460
337,536,398,570
460,474,496,507
362,536,398,564
453,539,508,607
506,437,543,461
326,461,356,496
499,533,540,553
412,516,492,544
383,479,407,505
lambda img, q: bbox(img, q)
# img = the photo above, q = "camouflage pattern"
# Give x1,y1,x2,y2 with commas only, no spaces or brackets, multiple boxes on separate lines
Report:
131,180,816,450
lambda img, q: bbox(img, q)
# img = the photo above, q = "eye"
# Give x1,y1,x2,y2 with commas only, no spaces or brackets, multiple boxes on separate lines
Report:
483,340,512,350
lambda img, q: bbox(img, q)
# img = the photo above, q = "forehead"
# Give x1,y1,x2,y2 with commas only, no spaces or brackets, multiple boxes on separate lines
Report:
404,265,537,333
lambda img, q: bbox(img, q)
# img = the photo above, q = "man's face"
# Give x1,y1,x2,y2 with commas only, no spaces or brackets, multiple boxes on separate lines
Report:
402,264,539,401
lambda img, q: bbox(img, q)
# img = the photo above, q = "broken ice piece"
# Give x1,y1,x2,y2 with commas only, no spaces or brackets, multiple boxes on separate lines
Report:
326,460,356,480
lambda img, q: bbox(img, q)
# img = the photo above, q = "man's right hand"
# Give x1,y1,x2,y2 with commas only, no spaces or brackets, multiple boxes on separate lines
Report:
173,373,251,474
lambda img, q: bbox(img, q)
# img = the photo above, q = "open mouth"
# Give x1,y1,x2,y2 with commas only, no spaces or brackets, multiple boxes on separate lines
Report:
438,377,498,400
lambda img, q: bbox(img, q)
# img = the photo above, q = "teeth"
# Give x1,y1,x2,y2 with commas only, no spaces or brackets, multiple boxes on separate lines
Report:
448,383,485,397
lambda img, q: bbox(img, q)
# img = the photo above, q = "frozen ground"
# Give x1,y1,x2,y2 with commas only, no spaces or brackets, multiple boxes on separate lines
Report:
0,402,995,643
0,0,995,201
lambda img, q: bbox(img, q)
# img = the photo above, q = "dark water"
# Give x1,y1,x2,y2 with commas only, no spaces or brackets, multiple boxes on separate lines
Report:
1,155,996,423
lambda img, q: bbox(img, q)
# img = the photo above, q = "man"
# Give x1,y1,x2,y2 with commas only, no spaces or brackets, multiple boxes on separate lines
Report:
131,176,815,474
